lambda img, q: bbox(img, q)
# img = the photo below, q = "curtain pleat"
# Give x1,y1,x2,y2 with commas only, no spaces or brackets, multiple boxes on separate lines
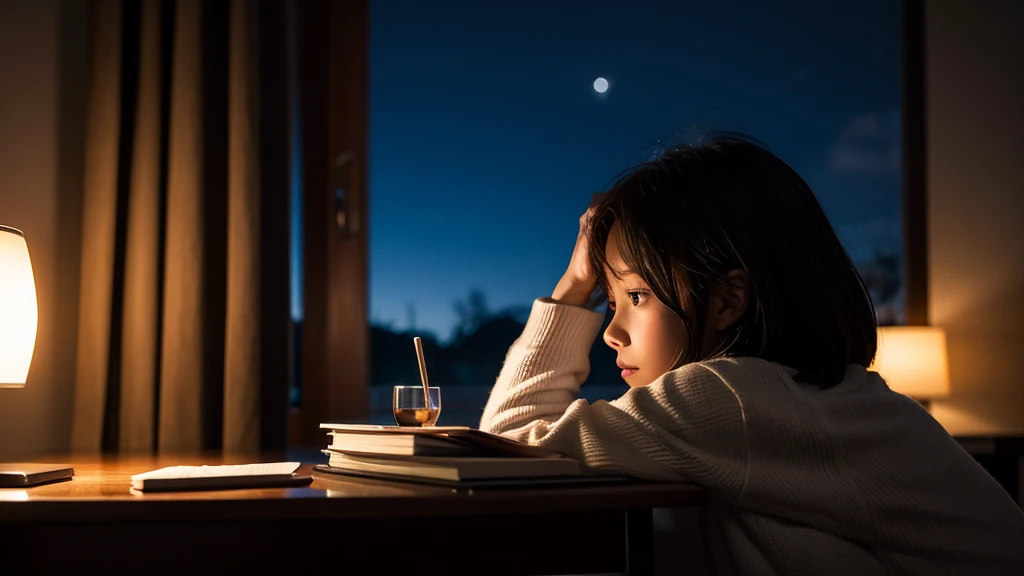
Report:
118,0,164,453
159,0,220,453
71,0,124,453
224,0,262,453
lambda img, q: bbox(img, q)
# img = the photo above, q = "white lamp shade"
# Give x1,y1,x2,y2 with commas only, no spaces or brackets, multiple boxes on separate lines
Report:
870,326,950,400
0,226,38,387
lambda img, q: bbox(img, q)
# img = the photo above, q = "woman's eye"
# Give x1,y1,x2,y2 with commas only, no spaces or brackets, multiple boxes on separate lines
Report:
607,299,616,311
627,291,645,306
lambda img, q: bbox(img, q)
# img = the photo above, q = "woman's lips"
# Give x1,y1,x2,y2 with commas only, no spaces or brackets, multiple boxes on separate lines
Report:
617,360,638,380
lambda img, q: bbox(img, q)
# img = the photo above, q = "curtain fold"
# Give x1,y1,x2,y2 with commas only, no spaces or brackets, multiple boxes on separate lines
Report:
71,0,290,454
118,0,164,453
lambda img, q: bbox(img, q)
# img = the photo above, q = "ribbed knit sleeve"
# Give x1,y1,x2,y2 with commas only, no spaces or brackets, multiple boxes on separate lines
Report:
479,298,748,501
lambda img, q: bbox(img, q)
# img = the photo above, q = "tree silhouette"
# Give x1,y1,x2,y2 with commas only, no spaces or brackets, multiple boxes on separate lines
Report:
450,288,490,344
369,325,453,388
370,288,625,393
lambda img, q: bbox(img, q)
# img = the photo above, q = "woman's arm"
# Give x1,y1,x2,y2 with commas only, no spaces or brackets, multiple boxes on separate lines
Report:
480,298,604,428
480,298,748,499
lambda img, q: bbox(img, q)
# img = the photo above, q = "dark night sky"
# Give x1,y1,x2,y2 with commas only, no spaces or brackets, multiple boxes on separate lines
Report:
294,0,903,340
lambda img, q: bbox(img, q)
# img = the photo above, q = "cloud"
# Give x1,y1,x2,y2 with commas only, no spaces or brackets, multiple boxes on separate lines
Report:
830,111,901,174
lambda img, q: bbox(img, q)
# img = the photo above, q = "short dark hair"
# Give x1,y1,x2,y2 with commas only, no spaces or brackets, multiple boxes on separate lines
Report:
588,134,877,389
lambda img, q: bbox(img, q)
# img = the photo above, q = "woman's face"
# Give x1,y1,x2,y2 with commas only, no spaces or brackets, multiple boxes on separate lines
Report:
601,225,687,387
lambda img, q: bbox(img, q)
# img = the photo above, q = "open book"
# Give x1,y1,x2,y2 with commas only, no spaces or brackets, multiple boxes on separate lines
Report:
319,423,564,458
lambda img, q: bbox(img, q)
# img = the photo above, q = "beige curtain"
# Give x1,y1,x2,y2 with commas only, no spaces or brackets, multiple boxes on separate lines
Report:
71,0,290,454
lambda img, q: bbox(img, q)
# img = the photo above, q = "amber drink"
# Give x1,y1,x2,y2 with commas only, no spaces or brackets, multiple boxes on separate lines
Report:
392,386,441,427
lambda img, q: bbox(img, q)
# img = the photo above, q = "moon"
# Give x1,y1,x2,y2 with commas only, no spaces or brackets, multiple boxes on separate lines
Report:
593,77,609,94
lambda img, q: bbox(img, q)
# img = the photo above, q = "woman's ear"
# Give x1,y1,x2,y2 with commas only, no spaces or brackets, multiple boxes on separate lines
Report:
707,270,750,332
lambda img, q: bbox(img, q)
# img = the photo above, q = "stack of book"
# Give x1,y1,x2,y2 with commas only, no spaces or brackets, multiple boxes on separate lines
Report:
314,423,626,488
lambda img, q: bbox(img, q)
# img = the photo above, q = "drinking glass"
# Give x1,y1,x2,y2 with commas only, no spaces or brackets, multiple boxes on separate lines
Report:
392,386,441,427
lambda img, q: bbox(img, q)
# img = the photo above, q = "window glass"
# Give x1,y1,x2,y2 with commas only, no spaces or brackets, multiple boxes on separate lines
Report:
366,0,903,425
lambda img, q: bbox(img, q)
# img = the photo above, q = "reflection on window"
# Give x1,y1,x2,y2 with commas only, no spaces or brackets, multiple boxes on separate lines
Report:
367,0,903,426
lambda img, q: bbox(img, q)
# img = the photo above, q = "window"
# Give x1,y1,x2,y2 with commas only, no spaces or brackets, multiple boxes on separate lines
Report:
359,0,904,426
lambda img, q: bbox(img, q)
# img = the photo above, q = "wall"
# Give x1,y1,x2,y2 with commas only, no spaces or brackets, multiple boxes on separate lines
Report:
926,0,1024,436
0,0,86,460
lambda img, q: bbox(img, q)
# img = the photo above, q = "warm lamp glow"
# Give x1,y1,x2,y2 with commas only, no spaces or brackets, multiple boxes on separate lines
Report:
870,326,950,400
0,225,38,387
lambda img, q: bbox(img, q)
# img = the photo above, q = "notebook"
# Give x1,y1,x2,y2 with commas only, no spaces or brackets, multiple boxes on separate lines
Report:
130,462,312,492
0,463,74,488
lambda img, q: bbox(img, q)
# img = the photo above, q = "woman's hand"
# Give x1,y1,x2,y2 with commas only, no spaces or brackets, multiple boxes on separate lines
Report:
551,194,605,308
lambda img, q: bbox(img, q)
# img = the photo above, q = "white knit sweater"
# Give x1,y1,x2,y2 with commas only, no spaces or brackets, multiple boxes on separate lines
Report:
479,299,1024,575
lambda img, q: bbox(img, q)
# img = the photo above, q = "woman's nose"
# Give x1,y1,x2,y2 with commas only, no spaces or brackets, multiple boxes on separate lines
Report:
603,317,629,349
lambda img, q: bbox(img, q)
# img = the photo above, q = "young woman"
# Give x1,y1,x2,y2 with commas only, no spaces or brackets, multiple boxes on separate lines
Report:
480,135,1024,575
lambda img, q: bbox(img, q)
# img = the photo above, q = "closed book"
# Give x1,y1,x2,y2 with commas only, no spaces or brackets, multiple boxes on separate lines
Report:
323,450,582,481
328,431,480,457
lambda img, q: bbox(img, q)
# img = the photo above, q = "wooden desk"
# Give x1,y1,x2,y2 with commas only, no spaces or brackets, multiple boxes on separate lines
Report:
0,454,705,575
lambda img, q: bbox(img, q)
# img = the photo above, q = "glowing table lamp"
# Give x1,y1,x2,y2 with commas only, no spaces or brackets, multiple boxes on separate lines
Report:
870,325,951,409
0,225,74,487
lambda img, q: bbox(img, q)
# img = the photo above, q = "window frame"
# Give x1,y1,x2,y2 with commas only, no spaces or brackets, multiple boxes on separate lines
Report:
290,0,370,447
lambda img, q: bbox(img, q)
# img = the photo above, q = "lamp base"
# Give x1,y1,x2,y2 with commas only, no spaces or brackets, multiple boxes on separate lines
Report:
0,463,74,488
